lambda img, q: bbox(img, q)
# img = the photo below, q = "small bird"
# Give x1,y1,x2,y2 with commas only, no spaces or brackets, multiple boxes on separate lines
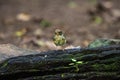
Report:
53,29,66,46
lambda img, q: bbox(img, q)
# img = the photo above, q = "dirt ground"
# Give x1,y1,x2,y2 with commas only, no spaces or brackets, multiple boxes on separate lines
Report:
0,0,120,51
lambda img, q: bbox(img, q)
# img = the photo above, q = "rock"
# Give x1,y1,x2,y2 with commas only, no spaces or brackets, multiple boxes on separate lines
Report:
0,44,39,61
88,38,120,48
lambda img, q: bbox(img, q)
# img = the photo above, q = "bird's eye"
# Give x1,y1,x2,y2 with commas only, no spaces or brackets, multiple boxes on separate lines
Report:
58,31,62,35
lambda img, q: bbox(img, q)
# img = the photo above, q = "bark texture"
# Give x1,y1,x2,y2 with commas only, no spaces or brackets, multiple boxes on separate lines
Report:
0,45,120,80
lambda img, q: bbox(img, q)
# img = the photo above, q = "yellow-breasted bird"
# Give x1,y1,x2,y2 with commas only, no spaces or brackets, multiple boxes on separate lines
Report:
53,29,66,46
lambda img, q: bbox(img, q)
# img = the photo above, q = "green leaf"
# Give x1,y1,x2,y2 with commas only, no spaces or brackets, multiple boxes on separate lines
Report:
69,63,75,66
76,61,83,64
71,58,77,62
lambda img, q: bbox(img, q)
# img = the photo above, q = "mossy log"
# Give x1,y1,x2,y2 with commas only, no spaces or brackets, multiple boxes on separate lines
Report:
0,45,120,80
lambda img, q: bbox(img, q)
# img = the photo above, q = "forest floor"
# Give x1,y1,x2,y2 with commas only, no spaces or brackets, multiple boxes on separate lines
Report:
0,0,120,51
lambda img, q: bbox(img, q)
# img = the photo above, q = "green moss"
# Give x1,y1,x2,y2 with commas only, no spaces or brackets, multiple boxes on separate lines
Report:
28,69,39,72
100,57,120,63
0,61,8,68
92,62,120,71
88,39,120,48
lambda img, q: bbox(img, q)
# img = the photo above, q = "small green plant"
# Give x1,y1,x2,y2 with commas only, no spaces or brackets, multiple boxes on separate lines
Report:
69,58,83,72
93,16,103,24
40,19,52,28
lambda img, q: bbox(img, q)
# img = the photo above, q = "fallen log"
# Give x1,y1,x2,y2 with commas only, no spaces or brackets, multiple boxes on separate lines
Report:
0,45,120,80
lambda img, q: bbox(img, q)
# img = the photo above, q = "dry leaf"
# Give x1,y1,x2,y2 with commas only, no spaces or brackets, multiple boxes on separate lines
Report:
16,13,31,21
15,28,27,37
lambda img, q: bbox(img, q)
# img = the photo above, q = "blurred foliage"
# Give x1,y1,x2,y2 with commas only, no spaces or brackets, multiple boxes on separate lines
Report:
15,28,27,37
90,0,97,4
93,16,103,24
40,19,52,28
68,1,77,8
88,39,120,48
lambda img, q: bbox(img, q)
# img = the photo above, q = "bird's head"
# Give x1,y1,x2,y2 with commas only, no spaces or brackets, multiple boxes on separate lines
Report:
55,29,63,35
